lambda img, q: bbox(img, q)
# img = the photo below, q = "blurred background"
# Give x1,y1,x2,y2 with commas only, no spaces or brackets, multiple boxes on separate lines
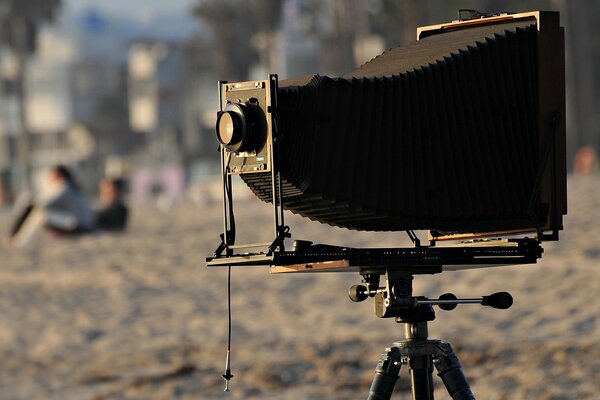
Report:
1,1,600,399
0,0,598,204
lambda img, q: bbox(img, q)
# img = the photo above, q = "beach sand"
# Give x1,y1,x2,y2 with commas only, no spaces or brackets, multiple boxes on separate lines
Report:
1,176,599,399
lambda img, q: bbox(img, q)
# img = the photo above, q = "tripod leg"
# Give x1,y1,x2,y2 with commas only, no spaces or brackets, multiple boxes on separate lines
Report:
432,343,475,400
409,355,434,400
367,347,402,400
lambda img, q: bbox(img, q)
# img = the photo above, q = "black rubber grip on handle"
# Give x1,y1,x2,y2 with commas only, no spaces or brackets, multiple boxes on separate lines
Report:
481,292,513,309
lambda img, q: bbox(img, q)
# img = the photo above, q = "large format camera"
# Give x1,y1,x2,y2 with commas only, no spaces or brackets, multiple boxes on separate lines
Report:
210,11,565,270
209,11,567,399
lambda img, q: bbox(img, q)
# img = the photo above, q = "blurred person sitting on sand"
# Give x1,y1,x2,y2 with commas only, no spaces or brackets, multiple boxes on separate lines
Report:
95,177,129,231
6,165,95,247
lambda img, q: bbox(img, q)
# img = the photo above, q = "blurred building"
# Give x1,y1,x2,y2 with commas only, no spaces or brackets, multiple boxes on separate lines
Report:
0,9,125,195
127,41,188,200
71,10,124,124
0,49,20,191
0,22,79,195
25,28,74,162
181,38,218,159
0,5,203,200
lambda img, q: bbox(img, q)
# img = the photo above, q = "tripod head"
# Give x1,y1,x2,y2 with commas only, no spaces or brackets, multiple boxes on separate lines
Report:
349,270,513,321
350,269,512,399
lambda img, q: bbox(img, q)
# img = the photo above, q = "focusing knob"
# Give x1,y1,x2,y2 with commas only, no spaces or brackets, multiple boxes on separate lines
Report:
438,293,458,311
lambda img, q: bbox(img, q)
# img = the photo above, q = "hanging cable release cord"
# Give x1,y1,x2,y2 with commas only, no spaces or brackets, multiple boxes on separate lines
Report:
222,266,234,391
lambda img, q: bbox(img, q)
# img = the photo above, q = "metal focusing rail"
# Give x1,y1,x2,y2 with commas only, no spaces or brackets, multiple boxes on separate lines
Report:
206,237,543,272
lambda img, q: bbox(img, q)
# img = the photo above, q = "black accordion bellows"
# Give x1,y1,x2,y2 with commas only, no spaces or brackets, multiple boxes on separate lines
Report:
242,20,544,232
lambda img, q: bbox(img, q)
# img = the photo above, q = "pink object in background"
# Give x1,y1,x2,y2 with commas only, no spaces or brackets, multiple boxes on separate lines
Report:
573,146,598,176
131,165,186,202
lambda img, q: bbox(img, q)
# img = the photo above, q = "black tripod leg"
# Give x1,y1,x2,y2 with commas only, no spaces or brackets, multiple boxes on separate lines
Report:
409,355,434,400
432,343,475,400
367,347,402,400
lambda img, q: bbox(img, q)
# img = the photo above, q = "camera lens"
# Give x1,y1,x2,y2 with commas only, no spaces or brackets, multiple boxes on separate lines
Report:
217,111,239,145
216,103,247,152
216,101,264,153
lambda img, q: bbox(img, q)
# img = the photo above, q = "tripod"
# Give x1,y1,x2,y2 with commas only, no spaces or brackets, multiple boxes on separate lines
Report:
349,270,513,400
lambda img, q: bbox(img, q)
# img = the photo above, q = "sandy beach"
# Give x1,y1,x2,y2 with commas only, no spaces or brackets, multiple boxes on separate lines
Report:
1,176,599,399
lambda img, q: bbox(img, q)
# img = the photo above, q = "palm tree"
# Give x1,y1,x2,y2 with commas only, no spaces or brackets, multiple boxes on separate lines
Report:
192,0,255,81
0,0,62,190
192,0,284,80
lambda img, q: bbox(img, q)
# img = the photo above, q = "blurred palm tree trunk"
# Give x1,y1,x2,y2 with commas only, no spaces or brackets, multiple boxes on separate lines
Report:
14,29,32,191
250,0,284,73
193,1,256,81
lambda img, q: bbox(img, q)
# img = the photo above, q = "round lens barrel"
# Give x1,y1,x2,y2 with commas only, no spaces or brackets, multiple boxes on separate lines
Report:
216,103,247,152
217,111,238,145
